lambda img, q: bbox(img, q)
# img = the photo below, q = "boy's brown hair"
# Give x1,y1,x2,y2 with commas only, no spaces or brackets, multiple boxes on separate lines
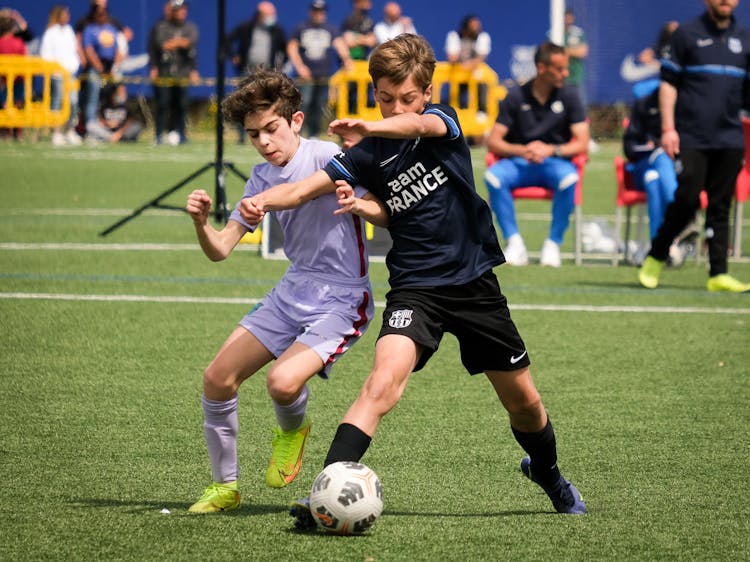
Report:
368,33,436,92
222,67,302,125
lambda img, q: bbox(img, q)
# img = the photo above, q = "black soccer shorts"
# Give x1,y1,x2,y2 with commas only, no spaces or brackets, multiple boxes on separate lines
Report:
378,269,530,374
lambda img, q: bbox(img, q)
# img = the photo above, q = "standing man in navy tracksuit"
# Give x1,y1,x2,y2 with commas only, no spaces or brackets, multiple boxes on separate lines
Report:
639,0,750,293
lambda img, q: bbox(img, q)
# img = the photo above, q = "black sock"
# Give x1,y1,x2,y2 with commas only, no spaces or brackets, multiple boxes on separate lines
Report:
324,423,372,467
512,418,562,487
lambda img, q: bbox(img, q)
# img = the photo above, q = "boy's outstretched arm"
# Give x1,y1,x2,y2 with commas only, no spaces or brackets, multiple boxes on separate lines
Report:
240,169,336,219
187,189,247,262
329,112,448,148
333,180,389,227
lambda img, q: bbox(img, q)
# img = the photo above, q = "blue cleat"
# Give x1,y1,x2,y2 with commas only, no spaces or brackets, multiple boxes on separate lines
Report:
289,496,317,531
520,456,586,514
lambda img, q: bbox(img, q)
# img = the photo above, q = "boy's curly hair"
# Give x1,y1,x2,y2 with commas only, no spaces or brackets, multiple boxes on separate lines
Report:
222,67,302,125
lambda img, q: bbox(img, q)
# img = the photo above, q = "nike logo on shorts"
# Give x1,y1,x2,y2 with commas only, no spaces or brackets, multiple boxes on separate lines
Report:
510,350,528,364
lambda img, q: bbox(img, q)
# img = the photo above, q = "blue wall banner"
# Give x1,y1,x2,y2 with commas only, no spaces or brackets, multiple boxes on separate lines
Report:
14,0,750,104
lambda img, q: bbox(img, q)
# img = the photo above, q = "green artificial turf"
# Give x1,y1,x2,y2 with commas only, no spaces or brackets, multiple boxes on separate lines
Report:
1,138,748,561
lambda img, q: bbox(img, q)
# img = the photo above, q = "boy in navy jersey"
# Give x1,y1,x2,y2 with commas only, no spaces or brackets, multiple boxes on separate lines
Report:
241,34,586,520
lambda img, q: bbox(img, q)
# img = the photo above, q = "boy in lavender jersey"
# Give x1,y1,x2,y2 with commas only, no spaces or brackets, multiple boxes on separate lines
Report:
184,68,378,513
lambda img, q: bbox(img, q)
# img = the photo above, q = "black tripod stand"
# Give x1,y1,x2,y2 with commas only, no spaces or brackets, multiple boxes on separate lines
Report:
100,0,245,237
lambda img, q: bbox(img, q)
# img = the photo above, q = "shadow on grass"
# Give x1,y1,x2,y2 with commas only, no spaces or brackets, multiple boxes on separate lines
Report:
70,497,286,517
71,499,555,524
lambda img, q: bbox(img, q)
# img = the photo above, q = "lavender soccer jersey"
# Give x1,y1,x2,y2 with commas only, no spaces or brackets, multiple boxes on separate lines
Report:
230,138,373,376
230,137,369,281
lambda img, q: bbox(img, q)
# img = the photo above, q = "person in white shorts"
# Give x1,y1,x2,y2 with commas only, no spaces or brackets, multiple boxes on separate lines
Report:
184,68,381,513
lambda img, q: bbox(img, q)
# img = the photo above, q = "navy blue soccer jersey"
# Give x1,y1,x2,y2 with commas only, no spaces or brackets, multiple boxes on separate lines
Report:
661,12,750,150
323,103,504,288
497,82,586,147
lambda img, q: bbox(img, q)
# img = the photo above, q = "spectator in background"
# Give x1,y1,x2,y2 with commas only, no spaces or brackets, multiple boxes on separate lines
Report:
623,84,678,250
341,0,376,114
149,0,199,145
373,2,416,45
0,7,33,43
563,9,588,108
226,1,287,143
341,0,376,61
40,4,83,146
484,42,589,267
632,20,679,99
80,3,123,136
227,2,286,74
287,0,352,137
444,14,491,117
445,14,491,66
639,0,750,293
74,0,132,52
85,82,143,143
74,0,132,135
622,22,680,257
0,9,28,141
638,20,680,68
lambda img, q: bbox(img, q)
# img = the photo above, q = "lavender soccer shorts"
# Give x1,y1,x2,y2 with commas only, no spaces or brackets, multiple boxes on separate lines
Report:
239,271,374,378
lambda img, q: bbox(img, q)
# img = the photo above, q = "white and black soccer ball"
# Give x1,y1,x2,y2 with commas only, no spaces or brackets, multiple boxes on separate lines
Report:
309,461,383,535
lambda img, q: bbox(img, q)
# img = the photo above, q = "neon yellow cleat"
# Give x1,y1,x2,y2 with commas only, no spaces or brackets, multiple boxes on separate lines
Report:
706,274,750,293
638,256,664,289
266,418,311,488
188,481,240,513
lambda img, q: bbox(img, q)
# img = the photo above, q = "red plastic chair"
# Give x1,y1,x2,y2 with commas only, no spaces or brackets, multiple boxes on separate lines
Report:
614,156,712,265
613,156,649,265
731,115,750,257
484,151,588,265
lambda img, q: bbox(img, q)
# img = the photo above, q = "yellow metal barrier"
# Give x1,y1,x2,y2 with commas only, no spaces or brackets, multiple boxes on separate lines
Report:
432,62,506,137
329,60,382,122
0,55,78,128
329,61,507,137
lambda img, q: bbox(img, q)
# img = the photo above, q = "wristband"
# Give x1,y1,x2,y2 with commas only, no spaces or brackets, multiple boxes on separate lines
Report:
553,144,562,157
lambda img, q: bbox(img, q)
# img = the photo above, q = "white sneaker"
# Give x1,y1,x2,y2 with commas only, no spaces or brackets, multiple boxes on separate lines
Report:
51,131,66,146
65,130,82,145
540,239,562,267
503,234,528,266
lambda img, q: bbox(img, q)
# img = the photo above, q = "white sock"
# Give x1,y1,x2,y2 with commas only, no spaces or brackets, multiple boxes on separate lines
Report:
201,394,239,483
272,384,309,432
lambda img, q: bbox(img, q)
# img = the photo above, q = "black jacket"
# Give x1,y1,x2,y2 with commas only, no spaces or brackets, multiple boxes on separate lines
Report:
226,18,286,73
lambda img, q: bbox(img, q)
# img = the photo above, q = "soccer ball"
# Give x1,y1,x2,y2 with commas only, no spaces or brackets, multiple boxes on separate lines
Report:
309,461,383,535
166,130,181,146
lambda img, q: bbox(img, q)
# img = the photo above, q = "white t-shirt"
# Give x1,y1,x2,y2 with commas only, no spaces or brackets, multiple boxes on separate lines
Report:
444,30,491,60
373,19,416,45
39,24,80,75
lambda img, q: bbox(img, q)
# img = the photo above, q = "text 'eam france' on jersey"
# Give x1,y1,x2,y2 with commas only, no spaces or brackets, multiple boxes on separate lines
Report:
230,137,370,284
323,103,504,289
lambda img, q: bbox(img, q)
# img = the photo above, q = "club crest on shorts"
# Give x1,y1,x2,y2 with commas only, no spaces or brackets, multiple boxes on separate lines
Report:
388,309,413,329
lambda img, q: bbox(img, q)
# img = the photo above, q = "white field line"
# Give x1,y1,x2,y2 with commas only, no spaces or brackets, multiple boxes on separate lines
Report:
1,291,749,315
4,208,749,227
